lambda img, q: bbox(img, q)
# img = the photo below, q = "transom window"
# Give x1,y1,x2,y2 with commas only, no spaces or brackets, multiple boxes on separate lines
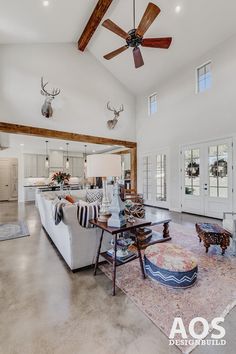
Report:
148,93,157,115
197,62,212,93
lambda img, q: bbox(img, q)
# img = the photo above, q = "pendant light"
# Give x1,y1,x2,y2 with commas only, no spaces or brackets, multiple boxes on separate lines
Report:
66,143,70,170
45,140,49,168
84,144,87,179
84,145,87,168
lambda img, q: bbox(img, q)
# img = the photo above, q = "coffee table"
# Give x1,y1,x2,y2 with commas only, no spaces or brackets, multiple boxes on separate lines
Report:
195,223,231,255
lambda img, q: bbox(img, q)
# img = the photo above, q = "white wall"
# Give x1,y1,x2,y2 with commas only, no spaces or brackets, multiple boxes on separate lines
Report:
136,34,236,212
0,43,136,141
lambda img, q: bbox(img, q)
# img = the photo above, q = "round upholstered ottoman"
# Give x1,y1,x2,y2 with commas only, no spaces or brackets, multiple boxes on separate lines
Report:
144,244,198,288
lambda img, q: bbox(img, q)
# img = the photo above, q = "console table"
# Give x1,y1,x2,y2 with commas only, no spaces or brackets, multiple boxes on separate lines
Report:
91,218,152,296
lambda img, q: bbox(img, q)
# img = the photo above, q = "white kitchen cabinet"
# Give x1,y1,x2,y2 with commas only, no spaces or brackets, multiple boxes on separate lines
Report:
72,157,84,177
24,186,36,202
50,151,63,168
37,155,49,177
24,154,37,178
63,156,84,177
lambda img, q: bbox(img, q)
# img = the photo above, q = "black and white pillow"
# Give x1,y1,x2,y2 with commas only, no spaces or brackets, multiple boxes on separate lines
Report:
77,203,99,228
86,190,103,204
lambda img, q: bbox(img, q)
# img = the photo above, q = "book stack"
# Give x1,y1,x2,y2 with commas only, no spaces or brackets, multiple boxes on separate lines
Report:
136,227,152,244
107,249,136,263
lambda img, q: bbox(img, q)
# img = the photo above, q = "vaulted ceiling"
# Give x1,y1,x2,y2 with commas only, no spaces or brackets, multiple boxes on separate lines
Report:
0,0,236,94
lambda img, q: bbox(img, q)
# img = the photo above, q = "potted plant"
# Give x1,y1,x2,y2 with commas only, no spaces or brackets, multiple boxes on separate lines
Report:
51,171,71,191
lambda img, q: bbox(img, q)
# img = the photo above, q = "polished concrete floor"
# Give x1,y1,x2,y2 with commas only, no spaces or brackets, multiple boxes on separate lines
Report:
0,202,236,354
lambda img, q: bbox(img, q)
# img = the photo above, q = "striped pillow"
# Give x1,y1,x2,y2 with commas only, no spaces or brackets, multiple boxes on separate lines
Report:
77,203,99,228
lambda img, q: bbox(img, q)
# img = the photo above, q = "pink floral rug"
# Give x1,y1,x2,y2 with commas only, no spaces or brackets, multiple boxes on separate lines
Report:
99,223,236,353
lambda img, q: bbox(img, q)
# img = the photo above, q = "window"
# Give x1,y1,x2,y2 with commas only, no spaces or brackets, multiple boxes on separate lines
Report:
156,154,167,201
143,156,152,200
184,149,200,196
209,144,228,198
148,93,157,115
197,62,212,93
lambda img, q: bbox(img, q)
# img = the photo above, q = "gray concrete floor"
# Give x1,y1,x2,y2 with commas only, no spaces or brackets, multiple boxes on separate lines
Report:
0,202,235,354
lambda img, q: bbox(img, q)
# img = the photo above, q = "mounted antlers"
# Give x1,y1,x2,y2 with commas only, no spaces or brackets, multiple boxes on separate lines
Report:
41,77,61,118
107,101,124,129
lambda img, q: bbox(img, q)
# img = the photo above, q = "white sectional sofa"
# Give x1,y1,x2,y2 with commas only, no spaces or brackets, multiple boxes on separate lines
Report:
36,190,112,271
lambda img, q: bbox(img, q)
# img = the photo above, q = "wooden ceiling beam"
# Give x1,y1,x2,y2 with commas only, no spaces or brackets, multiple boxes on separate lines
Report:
0,122,137,149
78,0,113,52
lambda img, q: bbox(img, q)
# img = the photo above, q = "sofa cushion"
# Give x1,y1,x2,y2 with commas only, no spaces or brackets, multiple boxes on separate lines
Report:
86,190,103,204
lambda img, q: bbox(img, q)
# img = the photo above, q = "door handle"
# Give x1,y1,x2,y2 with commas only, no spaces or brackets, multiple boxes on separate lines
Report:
5,185,9,187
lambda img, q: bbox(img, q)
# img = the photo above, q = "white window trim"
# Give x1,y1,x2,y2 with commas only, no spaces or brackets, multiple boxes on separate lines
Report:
148,92,158,116
195,60,212,94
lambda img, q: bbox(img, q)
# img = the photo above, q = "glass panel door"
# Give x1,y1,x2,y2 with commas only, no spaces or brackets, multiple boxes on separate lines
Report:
208,144,228,198
143,156,152,201
156,154,167,201
184,149,200,196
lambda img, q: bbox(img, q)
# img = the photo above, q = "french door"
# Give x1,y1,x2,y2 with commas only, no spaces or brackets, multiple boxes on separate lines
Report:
142,151,169,209
181,138,233,218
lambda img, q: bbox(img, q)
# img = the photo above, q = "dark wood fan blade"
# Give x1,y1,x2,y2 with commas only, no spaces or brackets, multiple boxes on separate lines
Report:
104,46,128,60
141,37,172,48
136,3,161,37
133,47,144,69
102,19,130,40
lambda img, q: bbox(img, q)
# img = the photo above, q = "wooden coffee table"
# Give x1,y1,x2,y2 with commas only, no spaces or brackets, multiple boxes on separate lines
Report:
195,223,231,255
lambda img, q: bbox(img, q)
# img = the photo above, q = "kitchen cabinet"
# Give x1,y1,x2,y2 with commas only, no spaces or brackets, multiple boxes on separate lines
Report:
63,156,84,177
50,151,63,168
24,154,37,178
24,154,49,178
24,186,37,202
37,155,49,177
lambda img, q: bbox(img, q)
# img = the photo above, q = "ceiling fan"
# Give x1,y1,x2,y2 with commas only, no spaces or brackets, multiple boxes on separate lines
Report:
102,1,172,69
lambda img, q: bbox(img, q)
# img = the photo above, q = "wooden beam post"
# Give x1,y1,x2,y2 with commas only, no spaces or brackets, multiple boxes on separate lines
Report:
131,147,137,193
78,0,113,52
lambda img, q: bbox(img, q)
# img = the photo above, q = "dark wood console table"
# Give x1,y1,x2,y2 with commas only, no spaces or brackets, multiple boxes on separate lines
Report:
91,218,152,296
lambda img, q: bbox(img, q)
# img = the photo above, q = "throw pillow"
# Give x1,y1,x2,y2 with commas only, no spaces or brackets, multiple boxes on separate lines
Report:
86,190,103,204
65,195,75,204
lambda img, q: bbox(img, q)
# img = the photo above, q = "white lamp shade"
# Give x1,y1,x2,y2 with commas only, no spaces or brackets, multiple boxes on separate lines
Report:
87,154,121,178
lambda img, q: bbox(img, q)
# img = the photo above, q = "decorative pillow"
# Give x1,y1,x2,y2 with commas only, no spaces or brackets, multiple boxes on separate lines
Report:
86,190,103,204
77,203,100,228
65,195,75,204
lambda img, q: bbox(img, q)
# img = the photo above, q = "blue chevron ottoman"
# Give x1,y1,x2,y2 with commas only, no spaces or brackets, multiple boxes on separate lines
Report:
144,244,198,288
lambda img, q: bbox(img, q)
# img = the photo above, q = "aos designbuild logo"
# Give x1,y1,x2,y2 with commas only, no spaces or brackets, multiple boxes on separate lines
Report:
169,317,226,347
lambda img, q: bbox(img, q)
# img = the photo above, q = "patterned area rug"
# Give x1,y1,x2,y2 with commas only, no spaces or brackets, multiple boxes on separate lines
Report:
0,221,30,241
100,223,236,354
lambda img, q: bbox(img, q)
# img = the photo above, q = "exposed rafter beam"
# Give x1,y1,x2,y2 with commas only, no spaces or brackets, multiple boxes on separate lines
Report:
78,0,113,52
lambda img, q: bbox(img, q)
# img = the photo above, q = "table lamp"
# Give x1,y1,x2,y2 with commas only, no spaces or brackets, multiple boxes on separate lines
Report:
87,154,122,223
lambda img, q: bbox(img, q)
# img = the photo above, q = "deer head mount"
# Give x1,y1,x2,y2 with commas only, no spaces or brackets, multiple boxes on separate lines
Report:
41,77,61,118
106,102,124,129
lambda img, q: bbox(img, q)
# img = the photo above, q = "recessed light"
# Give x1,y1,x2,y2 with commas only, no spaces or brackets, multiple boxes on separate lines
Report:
59,147,63,150
92,150,96,153
43,1,50,7
175,5,181,13
20,143,24,146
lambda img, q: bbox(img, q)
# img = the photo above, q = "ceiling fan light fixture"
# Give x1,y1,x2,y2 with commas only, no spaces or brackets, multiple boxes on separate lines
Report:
102,1,172,69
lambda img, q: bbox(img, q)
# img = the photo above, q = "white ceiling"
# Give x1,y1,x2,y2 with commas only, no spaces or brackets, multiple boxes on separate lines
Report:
1,0,236,94
9,133,122,154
